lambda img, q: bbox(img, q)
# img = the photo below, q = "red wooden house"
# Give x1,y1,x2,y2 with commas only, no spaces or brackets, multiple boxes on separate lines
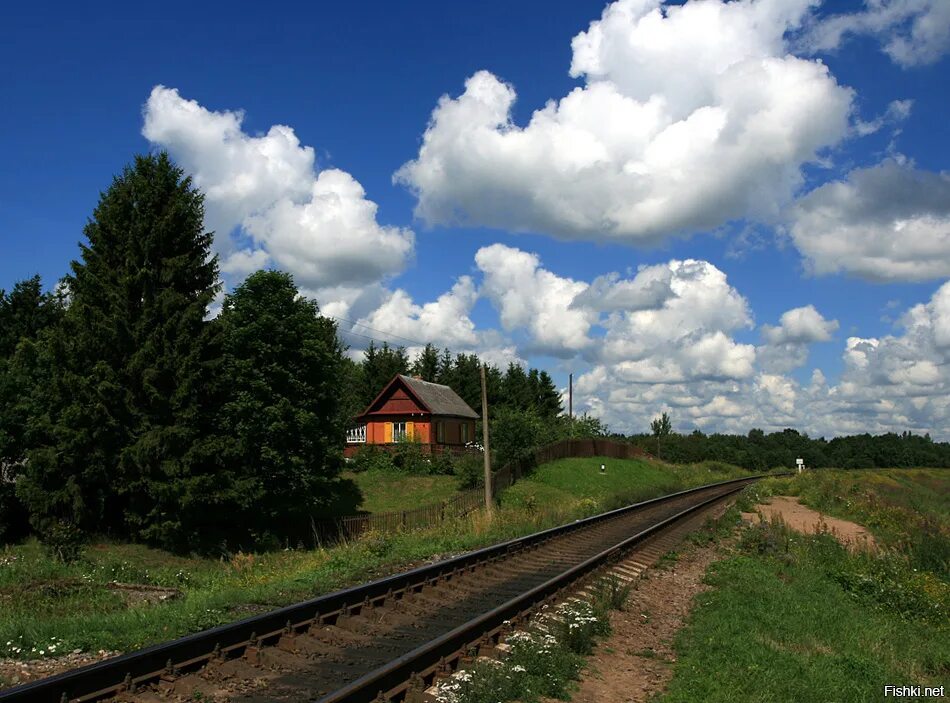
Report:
344,374,479,457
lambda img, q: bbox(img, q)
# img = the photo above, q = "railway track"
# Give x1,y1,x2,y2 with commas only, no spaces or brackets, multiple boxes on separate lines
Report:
0,476,763,703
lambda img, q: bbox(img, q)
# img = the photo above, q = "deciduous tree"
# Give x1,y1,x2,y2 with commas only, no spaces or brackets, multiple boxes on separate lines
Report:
217,270,349,543
650,412,673,460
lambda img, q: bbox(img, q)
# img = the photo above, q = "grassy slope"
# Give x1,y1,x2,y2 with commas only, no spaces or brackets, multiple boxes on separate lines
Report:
343,469,461,514
756,468,949,544
502,457,752,512
0,457,752,664
659,469,949,703
661,547,946,702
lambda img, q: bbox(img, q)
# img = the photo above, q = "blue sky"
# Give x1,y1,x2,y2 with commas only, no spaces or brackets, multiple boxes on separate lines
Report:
2,0,950,438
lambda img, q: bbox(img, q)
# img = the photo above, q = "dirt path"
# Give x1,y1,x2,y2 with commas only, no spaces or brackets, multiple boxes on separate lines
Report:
741,495,876,550
565,537,723,703
565,496,877,703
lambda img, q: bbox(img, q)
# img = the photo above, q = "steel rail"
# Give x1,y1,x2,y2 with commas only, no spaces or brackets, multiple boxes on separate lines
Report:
317,483,746,703
0,474,768,703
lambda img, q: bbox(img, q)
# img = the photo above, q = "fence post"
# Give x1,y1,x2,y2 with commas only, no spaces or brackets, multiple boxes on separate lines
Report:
480,364,493,516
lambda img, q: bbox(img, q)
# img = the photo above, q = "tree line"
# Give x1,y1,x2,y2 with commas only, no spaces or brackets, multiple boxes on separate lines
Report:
625,421,950,471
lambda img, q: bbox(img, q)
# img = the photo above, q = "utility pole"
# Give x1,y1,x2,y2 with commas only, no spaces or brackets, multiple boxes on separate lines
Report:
569,372,573,439
480,363,493,515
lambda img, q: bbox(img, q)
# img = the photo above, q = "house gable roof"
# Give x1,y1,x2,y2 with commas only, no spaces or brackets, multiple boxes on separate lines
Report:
399,375,479,419
358,374,479,420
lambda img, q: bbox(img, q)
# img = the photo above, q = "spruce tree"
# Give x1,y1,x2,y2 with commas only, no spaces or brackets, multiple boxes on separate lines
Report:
360,341,409,403
17,153,238,549
502,363,532,411
450,353,483,411
0,276,65,357
436,348,454,385
0,276,65,542
535,370,563,418
339,356,366,421
410,343,441,382
217,270,347,542
0,276,65,468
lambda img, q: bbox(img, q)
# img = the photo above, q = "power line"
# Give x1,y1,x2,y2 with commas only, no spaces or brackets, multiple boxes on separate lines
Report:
327,315,435,350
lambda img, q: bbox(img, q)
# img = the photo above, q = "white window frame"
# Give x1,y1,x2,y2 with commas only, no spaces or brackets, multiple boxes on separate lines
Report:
393,421,407,442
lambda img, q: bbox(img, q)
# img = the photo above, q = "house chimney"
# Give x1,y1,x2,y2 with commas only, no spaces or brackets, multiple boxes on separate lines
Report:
412,374,422,380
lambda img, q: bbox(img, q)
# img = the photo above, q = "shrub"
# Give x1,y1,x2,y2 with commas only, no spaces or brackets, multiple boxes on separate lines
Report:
0,480,30,544
391,438,431,474
454,453,484,489
349,445,395,473
431,452,456,476
39,519,85,563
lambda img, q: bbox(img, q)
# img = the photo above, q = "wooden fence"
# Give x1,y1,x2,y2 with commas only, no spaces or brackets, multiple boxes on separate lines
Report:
313,438,647,544
312,486,485,544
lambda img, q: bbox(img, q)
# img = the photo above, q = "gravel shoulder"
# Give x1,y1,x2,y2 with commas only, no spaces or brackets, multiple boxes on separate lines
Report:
565,532,728,703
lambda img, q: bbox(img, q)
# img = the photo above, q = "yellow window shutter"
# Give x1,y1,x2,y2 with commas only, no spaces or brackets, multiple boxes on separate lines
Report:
406,421,414,440
384,422,393,443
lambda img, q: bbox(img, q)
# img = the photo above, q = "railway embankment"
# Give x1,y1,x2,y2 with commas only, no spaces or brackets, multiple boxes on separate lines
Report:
0,457,756,692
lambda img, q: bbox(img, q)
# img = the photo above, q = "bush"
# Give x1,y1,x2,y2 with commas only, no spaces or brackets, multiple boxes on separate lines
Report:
391,438,431,474
349,445,395,473
39,519,85,563
0,480,30,544
490,407,554,468
739,518,949,626
454,453,485,489
431,452,456,476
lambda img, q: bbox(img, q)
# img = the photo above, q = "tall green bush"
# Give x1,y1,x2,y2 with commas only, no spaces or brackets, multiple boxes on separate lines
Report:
216,270,349,543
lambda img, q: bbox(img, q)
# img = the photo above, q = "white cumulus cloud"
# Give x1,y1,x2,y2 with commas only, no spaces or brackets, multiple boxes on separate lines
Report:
143,86,414,294
567,278,950,439
803,0,950,68
396,0,853,243
475,244,597,355
762,305,839,344
354,276,480,351
788,159,950,281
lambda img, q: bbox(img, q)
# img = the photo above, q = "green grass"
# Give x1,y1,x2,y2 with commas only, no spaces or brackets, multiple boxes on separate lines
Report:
342,469,462,514
745,468,950,577
0,456,753,665
659,525,948,702
660,469,950,703
501,457,752,514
